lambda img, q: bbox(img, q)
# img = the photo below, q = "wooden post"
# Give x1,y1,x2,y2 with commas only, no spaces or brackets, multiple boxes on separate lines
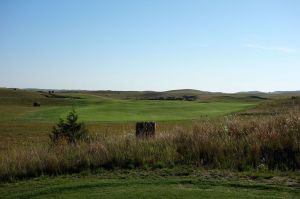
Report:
33,102,41,107
136,122,156,138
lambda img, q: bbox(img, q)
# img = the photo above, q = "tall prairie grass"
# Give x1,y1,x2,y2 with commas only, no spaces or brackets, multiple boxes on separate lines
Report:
1,111,300,181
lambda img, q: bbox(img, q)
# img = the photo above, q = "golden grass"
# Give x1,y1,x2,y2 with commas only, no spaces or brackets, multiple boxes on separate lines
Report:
0,120,196,152
1,111,299,181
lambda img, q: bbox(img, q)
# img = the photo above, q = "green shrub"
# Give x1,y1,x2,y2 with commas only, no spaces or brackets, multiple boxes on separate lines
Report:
49,110,89,144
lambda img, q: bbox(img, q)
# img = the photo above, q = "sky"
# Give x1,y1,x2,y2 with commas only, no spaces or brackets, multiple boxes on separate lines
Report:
0,0,299,92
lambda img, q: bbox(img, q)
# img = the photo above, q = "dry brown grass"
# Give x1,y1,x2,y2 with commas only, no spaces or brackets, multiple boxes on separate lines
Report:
1,111,300,181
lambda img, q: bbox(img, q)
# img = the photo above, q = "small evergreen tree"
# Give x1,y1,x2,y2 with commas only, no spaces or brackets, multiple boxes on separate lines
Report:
50,110,88,144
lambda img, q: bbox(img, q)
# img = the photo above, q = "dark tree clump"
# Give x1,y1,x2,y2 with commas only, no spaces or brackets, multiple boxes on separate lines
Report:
50,110,89,144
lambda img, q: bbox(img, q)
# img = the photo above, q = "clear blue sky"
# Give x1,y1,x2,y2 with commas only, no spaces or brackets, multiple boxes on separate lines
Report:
0,0,299,92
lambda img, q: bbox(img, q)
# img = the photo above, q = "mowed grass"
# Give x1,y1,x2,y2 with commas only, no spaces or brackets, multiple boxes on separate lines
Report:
1,169,299,199
0,89,257,123
20,100,256,122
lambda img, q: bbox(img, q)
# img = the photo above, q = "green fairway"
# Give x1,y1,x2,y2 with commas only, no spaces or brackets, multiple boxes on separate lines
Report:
0,90,256,123
1,169,299,199
18,100,255,122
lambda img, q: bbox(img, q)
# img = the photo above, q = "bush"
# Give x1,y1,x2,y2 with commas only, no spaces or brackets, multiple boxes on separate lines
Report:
49,110,89,144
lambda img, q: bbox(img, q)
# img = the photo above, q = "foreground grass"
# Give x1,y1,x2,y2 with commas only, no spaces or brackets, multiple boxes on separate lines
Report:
1,111,299,181
1,168,299,199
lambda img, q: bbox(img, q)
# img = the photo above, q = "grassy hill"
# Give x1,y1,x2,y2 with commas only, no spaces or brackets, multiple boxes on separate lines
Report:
0,88,258,122
1,87,297,153
1,88,300,198
0,88,259,150
1,87,297,152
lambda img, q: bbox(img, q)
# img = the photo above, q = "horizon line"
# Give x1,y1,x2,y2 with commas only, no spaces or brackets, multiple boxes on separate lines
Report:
1,86,299,95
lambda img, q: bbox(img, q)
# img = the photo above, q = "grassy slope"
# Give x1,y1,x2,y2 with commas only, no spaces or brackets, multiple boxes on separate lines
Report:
1,168,299,199
0,88,257,149
0,88,257,122
20,100,255,122
1,89,299,198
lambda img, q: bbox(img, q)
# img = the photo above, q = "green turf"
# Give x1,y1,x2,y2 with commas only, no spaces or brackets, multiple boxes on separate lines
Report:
0,90,256,122
17,100,255,122
1,169,299,199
